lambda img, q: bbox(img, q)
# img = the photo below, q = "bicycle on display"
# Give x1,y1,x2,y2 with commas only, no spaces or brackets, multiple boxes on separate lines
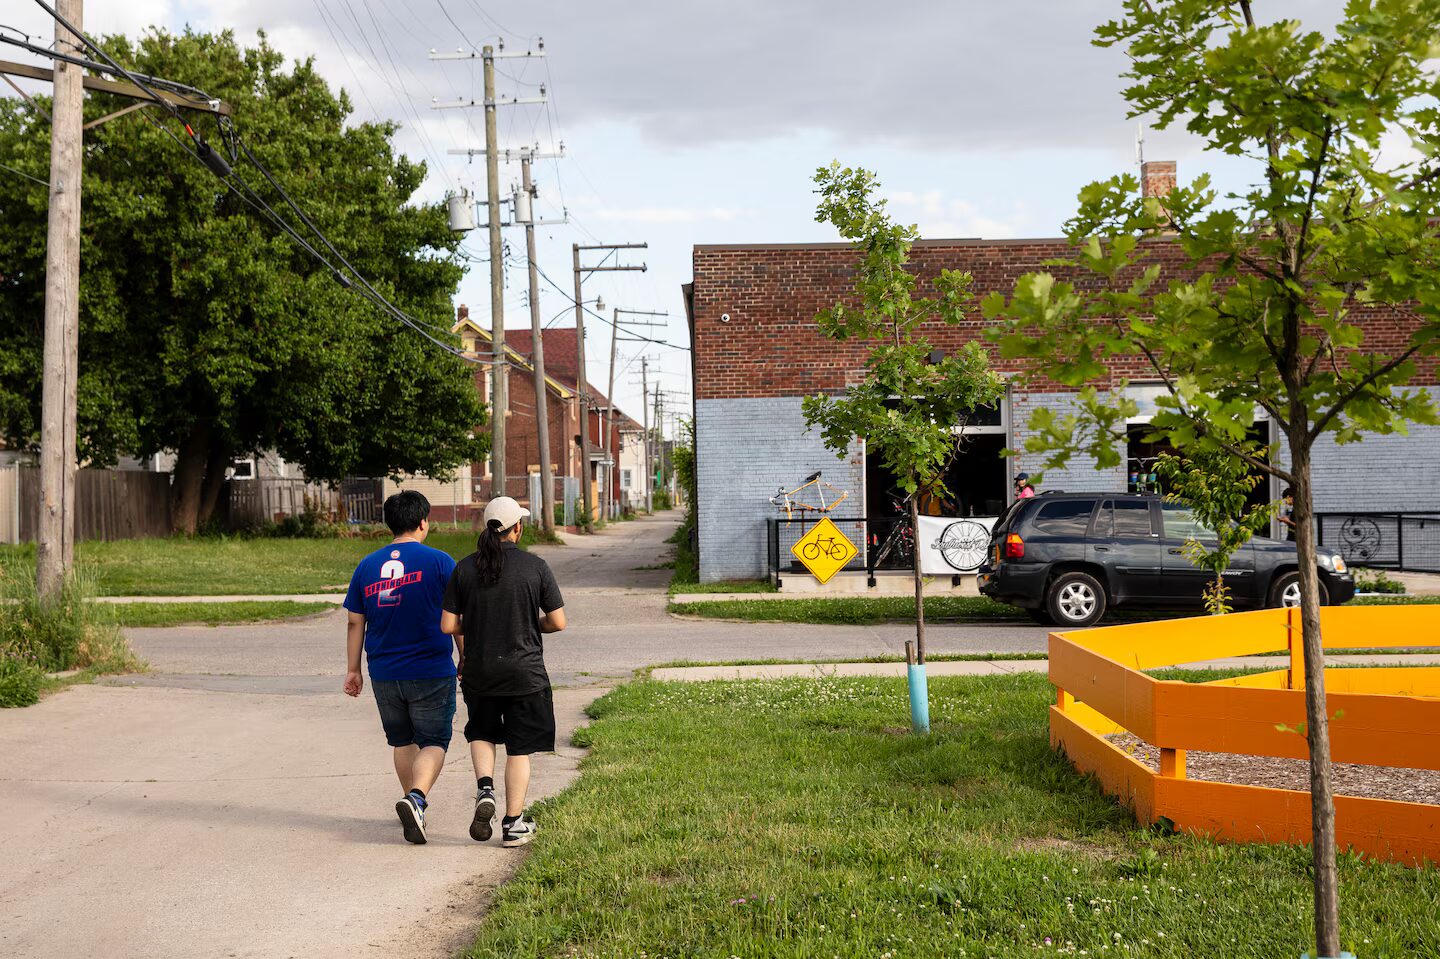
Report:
871,491,923,569
801,535,850,563
770,470,850,519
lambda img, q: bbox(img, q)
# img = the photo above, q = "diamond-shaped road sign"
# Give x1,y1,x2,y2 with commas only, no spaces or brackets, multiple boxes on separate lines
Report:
790,517,859,585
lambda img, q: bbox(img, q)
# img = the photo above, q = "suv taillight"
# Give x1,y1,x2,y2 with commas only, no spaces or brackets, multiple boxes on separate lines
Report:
1004,533,1025,559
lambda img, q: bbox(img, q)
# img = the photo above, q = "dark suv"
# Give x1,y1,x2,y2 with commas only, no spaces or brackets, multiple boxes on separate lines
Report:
976,491,1356,628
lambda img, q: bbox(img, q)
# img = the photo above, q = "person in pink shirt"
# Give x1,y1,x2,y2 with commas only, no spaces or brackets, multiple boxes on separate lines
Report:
1014,472,1036,500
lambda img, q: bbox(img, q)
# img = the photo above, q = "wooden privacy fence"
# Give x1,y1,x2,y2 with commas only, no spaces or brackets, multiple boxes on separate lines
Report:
0,466,172,543
228,478,338,528
1049,606,1440,865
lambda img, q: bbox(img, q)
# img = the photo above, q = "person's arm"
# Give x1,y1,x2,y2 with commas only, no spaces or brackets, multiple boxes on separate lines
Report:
441,610,464,670
539,607,567,633
344,611,365,696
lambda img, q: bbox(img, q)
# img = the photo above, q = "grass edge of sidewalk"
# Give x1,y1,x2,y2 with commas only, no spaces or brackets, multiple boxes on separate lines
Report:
464,672,1438,957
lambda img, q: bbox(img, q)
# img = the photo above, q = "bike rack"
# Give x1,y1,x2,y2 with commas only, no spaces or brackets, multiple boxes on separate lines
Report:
767,515,918,587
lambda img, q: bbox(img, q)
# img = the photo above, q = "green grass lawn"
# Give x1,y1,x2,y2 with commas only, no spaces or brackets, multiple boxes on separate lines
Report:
669,595,1025,624
0,526,556,597
101,600,336,628
668,578,779,595
468,673,1438,958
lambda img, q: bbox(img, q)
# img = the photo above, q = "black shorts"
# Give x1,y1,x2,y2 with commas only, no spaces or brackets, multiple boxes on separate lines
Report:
462,687,555,755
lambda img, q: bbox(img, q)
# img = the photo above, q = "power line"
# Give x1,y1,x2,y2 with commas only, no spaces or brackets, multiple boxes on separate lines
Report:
0,160,47,187
432,0,487,52
529,258,690,352
137,108,472,360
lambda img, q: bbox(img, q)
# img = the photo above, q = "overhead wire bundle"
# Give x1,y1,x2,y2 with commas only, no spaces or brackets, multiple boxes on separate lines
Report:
24,0,480,364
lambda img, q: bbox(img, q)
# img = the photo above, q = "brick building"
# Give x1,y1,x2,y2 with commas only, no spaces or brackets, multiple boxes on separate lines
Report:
454,311,643,522
683,163,1440,583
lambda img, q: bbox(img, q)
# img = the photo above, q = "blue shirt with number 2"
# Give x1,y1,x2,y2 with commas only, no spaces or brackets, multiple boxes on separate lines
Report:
343,541,457,681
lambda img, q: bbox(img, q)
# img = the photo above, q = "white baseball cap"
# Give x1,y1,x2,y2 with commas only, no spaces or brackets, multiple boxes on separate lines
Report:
483,496,530,530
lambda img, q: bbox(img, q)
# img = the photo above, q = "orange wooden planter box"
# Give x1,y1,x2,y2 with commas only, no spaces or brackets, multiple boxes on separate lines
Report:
1049,606,1440,866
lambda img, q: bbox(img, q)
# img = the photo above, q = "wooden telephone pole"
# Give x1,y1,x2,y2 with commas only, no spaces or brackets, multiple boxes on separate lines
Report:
571,242,646,528
429,41,547,501
36,0,85,601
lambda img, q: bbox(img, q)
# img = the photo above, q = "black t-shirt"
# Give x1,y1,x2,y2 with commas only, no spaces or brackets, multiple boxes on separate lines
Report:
443,542,564,696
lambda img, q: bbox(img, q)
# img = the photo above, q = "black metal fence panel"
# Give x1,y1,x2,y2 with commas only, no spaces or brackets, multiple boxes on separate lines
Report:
1316,512,1440,573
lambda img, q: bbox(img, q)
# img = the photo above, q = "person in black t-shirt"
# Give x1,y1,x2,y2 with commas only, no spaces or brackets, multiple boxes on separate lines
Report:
441,496,566,847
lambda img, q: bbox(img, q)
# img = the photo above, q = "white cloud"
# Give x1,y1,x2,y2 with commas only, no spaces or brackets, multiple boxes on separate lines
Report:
885,189,1022,240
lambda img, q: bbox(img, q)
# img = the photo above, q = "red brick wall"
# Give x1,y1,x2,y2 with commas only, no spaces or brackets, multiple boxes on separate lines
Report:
690,238,1438,401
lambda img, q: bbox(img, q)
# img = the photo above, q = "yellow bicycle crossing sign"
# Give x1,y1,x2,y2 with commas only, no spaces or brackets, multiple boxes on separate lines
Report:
791,517,858,584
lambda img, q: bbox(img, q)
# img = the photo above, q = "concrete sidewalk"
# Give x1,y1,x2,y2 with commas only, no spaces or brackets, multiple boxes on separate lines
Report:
649,653,1440,682
0,513,687,959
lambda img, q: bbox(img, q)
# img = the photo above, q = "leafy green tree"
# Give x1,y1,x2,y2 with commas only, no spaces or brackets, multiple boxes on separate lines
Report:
806,163,1003,731
0,29,486,532
982,1,1440,950
1153,444,1278,615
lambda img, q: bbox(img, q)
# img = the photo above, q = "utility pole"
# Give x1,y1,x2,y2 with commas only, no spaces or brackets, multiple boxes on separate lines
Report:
571,242,646,528
430,41,546,501
654,387,664,507
37,0,84,602
481,46,505,498
640,359,652,514
606,307,666,519
519,150,562,533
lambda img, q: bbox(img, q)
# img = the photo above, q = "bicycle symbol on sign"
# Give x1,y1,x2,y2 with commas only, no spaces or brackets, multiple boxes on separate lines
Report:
802,535,850,563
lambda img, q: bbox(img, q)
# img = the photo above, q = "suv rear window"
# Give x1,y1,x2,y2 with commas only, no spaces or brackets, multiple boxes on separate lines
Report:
1030,499,1097,535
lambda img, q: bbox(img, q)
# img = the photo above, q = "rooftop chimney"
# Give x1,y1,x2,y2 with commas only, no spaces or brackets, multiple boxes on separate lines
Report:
457,303,470,323
1140,160,1176,200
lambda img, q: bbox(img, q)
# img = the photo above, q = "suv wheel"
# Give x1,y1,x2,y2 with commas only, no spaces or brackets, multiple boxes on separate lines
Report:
1046,571,1107,628
1267,571,1331,609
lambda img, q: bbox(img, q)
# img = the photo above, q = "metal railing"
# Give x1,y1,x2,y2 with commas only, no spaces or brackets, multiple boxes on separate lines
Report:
1315,511,1440,573
766,515,921,588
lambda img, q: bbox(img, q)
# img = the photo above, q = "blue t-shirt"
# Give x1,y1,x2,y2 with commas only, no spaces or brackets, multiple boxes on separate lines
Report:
343,541,458,682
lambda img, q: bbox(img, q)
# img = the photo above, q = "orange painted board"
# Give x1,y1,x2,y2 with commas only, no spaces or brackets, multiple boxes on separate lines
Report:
1317,667,1440,698
1316,606,1440,650
1049,636,1158,739
1059,698,1127,736
1153,684,1440,771
1055,608,1290,669
1051,707,1156,823
1152,777,1440,867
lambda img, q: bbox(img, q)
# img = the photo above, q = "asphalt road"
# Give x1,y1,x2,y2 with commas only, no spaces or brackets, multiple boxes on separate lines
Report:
0,512,1050,959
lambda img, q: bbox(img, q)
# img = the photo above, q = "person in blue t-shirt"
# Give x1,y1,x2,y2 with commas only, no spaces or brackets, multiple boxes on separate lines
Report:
343,490,458,845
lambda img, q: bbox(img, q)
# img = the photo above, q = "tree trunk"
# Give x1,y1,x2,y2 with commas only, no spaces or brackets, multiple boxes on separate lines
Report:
169,423,211,535
911,496,925,665
1289,430,1341,958
195,440,232,529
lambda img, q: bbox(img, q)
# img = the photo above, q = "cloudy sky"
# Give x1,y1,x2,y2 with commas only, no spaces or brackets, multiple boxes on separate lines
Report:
3,0,1353,427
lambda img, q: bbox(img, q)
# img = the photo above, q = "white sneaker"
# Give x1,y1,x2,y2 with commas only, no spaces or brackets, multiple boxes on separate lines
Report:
471,788,497,842
502,814,538,847
396,795,427,845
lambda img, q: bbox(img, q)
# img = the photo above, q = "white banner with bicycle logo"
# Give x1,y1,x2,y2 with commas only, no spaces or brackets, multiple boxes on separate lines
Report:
915,515,998,574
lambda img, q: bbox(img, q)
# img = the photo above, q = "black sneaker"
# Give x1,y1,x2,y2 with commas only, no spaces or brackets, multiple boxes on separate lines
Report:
396,795,427,845
471,788,497,842
502,814,538,848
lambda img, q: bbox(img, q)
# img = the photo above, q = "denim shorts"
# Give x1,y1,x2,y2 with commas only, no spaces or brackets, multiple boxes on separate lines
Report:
371,677,456,750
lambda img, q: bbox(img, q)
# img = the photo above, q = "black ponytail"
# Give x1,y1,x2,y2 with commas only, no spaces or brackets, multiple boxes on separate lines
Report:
477,519,514,585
